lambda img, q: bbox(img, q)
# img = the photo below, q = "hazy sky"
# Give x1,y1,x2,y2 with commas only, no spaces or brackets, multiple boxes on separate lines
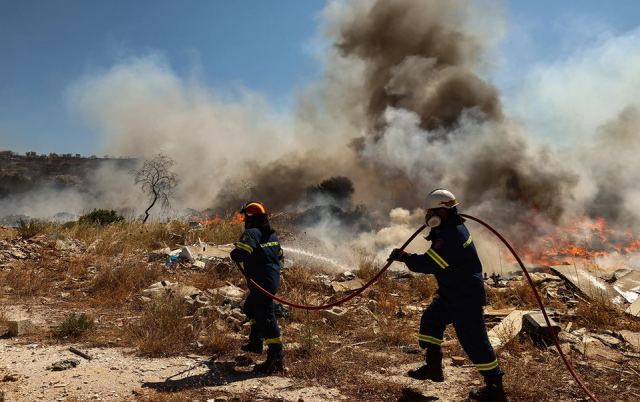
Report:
2,0,640,154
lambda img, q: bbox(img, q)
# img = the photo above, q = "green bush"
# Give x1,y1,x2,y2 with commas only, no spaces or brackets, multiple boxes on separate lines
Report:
79,209,124,225
53,313,95,338
16,219,48,238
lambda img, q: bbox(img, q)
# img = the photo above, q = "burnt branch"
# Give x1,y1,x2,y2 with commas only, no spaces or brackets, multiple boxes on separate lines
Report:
131,154,178,223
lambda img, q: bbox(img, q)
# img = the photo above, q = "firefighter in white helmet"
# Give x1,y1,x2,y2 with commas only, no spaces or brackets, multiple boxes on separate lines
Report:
388,188,507,402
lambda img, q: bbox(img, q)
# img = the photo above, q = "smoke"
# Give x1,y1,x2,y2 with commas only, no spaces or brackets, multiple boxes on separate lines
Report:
324,0,579,234
582,106,640,223
5,0,640,272
66,55,308,212
334,0,504,131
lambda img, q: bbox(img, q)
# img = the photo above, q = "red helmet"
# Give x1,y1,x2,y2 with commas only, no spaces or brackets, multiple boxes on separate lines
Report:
241,201,268,216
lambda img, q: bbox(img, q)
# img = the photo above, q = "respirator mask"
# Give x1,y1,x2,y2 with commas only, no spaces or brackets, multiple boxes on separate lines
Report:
426,212,442,228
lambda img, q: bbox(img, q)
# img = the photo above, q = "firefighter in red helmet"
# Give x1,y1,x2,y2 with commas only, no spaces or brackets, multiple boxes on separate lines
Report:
231,201,285,374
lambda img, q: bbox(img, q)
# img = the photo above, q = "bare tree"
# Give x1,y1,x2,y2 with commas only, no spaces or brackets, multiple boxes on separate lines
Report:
132,154,178,223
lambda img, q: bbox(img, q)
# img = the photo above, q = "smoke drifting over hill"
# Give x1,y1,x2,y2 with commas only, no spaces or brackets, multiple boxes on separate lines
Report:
4,0,640,262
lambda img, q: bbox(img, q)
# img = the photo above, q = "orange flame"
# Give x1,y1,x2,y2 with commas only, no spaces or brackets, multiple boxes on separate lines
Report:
231,212,244,224
509,215,639,267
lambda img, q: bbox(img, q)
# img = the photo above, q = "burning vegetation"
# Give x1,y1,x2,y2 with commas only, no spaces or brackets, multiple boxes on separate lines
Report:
2,0,640,400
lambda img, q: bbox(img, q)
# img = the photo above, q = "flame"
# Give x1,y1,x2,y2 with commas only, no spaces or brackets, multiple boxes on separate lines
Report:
188,212,244,226
510,215,640,267
231,212,244,224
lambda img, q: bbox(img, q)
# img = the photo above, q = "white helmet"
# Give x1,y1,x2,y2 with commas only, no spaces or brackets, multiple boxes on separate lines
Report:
426,188,459,210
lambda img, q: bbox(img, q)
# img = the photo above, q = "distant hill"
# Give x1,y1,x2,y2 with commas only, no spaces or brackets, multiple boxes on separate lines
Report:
0,150,136,199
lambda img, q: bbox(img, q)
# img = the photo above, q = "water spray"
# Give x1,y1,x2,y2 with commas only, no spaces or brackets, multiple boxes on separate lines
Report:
234,214,601,401
234,224,427,310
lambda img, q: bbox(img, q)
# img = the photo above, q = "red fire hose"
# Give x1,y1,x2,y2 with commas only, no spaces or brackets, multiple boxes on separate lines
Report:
233,224,427,310
460,213,601,402
234,214,601,401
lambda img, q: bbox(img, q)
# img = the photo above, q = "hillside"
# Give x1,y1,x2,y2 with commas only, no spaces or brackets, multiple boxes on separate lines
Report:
0,150,135,199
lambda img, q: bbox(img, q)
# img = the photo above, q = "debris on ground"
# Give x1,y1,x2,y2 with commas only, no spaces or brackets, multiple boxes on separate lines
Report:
551,264,628,307
7,319,32,337
522,312,561,346
152,242,234,272
331,278,365,293
47,358,80,371
618,330,640,352
2,228,640,401
488,310,531,349
140,281,212,314
610,270,640,303
626,297,640,318
69,346,92,360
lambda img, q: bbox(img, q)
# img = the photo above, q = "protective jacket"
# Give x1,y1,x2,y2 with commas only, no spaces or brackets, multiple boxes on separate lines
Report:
231,227,283,294
403,216,486,307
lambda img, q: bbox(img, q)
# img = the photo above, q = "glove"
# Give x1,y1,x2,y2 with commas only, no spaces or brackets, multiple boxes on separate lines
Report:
387,248,408,262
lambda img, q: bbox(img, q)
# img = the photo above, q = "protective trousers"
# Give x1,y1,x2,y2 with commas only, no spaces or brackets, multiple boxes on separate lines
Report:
419,297,501,379
243,291,283,354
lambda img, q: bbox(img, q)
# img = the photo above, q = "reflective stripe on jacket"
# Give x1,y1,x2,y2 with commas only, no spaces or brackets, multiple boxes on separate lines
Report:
404,218,487,307
231,227,283,294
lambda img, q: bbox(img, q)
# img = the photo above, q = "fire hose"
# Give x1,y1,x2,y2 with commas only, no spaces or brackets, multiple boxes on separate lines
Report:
460,214,601,402
233,224,427,310
233,214,601,401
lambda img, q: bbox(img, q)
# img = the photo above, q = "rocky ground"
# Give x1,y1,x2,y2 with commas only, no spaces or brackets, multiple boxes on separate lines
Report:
1,222,640,401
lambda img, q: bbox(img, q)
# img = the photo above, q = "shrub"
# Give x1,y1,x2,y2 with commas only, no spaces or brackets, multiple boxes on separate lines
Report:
16,219,48,238
79,209,125,225
53,313,95,338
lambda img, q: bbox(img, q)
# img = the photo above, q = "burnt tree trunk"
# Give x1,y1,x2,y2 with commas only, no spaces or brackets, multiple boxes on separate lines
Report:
143,190,158,224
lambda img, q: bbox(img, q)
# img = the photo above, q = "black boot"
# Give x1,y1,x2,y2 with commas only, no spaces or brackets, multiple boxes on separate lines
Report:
469,375,508,402
253,346,284,374
240,339,263,354
408,348,444,382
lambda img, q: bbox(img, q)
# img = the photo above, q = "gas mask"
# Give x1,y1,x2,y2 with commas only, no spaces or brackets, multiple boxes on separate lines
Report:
426,213,442,228
424,210,442,229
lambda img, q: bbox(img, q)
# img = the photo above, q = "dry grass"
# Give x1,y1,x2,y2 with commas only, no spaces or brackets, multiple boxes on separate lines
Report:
575,299,640,332
281,264,327,294
56,220,242,256
0,226,17,240
499,337,581,401
4,218,639,401
486,278,567,311
3,260,50,297
498,334,640,401
198,319,238,356
125,295,196,356
286,342,407,400
90,260,164,305
0,309,8,334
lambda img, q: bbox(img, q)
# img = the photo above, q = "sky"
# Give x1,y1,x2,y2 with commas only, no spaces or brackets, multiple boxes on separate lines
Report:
1,0,640,155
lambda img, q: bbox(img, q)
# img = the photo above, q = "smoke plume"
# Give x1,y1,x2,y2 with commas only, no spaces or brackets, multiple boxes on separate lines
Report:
5,0,640,272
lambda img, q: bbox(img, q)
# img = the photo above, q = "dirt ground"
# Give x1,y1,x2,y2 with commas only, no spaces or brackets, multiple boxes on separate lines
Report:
2,223,640,401
0,302,479,402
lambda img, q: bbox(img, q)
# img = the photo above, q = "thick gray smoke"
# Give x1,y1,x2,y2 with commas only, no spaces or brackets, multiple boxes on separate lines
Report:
5,0,640,270
327,0,578,228
335,0,503,131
